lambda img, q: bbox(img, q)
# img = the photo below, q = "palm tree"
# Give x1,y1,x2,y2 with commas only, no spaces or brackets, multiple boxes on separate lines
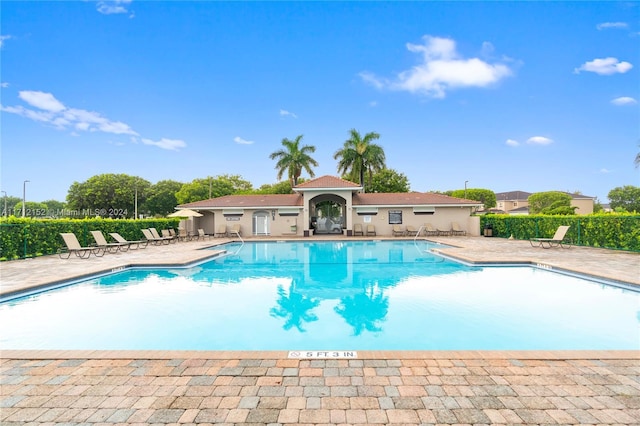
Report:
333,129,385,189
269,135,318,186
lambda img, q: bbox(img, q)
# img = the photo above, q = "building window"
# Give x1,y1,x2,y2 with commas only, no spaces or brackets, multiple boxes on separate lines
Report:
389,210,402,224
513,202,518,207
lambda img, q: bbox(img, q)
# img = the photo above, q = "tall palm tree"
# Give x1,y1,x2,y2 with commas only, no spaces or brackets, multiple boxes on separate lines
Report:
333,129,385,189
269,135,318,186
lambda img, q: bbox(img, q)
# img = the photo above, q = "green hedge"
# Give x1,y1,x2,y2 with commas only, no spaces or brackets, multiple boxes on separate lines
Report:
480,214,640,252
0,217,181,260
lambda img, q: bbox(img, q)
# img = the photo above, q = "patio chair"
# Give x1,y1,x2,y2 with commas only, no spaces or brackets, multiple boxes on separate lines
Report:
161,229,178,243
406,225,419,236
90,230,129,253
228,224,242,237
353,223,364,236
366,224,376,236
177,228,191,242
58,233,106,259
530,225,571,249
197,228,213,240
423,223,439,236
437,226,452,236
109,232,148,249
215,224,228,238
392,225,406,237
451,222,466,236
142,228,171,245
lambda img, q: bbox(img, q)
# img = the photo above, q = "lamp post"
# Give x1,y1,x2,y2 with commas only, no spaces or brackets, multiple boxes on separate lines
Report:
134,180,138,220
464,180,469,199
1,190,7,219
22,180,30,218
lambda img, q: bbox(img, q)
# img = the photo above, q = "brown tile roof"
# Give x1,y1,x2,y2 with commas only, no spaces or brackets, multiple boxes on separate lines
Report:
294,175,361,189
353,192,481,206
179,194,303,209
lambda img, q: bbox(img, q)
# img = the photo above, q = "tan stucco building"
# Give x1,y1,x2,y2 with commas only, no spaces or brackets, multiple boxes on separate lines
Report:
177,176,483,238
494,191,595,215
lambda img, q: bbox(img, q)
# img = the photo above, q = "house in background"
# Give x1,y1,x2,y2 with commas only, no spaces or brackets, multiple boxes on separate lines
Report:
495,191,532,214
494,191,595,215
176,175,483,237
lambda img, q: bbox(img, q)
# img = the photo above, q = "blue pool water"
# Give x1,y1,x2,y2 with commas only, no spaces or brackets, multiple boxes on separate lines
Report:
1,240,638,350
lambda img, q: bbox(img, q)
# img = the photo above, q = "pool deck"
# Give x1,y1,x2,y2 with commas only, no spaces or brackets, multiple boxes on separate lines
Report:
1,236,639,425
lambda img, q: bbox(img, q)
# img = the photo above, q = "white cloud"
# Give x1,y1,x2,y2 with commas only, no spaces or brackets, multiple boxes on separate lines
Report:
611,96,637,106
368,101,378,107
360,35,512,98
97,0,132,15
141,138,186,151
574,57,633,75
1,82,9,88
279,109,298,119
19,90,66,112
527,136,553,145
234,136,254,145
596,22,628,30
599,168,612,174
505,139,519,147
0,35,11,48
2,89,185,150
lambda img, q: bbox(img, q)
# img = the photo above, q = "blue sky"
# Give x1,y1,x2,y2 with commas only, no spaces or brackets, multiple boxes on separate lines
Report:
1,1,638,204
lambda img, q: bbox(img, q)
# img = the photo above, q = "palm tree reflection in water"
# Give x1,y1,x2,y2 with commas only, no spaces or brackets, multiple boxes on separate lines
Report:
270,282,320,332
334,283,389,336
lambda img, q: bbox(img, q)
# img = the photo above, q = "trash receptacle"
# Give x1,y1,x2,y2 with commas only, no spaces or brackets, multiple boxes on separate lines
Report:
483,223,493,237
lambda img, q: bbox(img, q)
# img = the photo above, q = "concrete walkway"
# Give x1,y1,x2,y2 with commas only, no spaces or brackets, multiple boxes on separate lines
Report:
1,236,639,424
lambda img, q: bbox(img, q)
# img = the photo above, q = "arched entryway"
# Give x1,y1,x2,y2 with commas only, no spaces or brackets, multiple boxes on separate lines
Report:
253,211,270,236
310,195,346,234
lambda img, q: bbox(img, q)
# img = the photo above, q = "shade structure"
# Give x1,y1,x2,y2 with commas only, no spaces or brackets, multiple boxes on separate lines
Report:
167,209,203,218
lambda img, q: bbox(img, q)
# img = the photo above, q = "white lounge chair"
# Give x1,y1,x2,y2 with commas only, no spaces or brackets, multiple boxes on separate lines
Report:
392,225,406,237
215,224,228,238
451,222,466,236
90,230,129,253
353,223,364,236
59,233,106,259
142,228,171,245
530,225,571,249
109,232,148,249
228,224,242,237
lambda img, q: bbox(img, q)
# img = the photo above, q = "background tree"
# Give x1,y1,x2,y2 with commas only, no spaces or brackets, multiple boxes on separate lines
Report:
254,180,295,194
450,188,497,209
144,179,183,216
608,185,640,212
528,191,572,214
334,129,385,189
365,169,410,193
12,201,49,217
269,135,318,186
66,174,151,218
175,174,253,204
42,199,65,211
1,195,22,217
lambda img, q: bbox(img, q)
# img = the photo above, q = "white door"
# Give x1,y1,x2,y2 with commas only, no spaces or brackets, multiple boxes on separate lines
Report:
253,212,269,235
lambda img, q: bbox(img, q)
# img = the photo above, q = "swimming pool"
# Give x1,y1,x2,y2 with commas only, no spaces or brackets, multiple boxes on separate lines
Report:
1,240,638,350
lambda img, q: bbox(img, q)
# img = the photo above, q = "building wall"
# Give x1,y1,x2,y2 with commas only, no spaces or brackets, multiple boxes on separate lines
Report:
571,199,594,215
198,205,478,238
351,206,476,236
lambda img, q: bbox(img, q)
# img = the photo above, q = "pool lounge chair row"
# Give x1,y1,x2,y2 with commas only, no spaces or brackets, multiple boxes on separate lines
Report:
59,231,148,259
214,224,242,238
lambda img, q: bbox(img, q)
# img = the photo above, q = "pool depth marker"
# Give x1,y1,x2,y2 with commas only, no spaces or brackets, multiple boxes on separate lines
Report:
288,350,357,359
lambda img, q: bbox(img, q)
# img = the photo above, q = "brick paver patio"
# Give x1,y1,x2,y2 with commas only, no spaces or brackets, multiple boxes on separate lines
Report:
1,354,639,425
